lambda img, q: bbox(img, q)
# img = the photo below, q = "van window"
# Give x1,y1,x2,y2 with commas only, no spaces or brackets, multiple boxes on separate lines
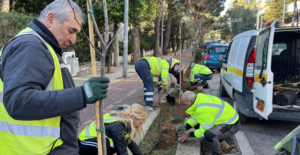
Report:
225,41,233,59
272,43,287,55
208,47,228,54
255,29,270,70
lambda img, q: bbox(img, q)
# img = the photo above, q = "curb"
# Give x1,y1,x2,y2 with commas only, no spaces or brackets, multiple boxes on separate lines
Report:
235,131,255,155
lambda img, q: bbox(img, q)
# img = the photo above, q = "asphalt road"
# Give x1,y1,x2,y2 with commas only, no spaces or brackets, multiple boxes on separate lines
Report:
208,73,300,155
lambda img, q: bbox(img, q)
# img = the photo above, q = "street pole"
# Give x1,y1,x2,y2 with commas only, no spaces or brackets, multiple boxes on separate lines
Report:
179,17,182,104
87,1,103,154
123,0,129,78
257,1,260,30
260,16,264,28
160,0,165,56
283,0,286,26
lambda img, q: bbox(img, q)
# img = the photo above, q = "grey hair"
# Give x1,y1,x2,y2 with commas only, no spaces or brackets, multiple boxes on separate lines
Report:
191,63,195,68
38,0,85,24
184,92,196,102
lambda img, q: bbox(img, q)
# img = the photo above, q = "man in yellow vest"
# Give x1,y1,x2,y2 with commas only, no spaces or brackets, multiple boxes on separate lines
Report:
0,1,109,154
189,63,213,86
135,56,170,110
178,91,240,155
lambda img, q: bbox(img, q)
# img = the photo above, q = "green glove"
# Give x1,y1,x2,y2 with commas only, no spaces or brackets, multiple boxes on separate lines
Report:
82,77,110,104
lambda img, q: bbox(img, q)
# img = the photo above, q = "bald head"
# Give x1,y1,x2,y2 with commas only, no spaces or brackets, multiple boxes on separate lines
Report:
181,91,196,106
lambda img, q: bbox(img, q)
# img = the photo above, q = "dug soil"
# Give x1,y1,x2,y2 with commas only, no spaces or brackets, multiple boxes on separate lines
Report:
151,93,190,150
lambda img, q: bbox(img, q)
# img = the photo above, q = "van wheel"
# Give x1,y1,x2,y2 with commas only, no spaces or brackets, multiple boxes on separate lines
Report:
220,80,228,97
233,93,247,124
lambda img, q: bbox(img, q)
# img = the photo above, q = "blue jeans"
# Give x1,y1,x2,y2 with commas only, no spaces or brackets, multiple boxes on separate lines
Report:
194,74,213,83
135,59,154,107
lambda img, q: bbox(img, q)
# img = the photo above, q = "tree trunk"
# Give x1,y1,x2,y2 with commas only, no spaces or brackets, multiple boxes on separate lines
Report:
154,0,164,57
292,0,298,26
163,7,173,55
107,35,112,73
1,0,9,12
114,23,119,66
131,26,140,64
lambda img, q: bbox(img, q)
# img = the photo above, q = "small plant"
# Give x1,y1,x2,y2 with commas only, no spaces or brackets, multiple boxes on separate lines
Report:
169,106,183,122
175,124,186,138
169,106,178,118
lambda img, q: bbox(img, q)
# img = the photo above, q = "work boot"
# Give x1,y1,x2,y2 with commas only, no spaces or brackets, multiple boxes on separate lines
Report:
145,105,158,110
211,152,222,155
220,140,230,151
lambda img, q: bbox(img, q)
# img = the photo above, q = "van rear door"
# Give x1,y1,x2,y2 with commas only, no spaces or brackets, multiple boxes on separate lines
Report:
252,21,277,120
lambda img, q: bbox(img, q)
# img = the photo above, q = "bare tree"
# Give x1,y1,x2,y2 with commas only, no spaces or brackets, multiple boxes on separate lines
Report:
131,26,140,64
292,0,298,26
163,3,173,55
154,0,164,57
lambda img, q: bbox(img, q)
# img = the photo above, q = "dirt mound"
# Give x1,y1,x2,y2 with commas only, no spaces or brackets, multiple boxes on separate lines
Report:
155,127,177,150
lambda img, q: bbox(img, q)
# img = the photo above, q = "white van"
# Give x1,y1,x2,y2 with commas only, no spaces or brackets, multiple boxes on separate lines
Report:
220,20,300,123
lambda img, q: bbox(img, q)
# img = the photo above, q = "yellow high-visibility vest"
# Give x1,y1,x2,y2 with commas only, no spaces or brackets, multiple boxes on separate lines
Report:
0,27,64,154
191,64,212,82
141,57,170,85
79,113,129,148
186,93,239,138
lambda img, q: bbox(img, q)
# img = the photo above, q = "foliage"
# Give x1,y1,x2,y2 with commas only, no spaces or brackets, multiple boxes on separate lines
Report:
264,0,293,24
283,75,300,88
169,106,182,122
194,48,204,64
140,35,155,51
119,40,132,56
175,124,186,136
226,1,257,36
169,106,178,118
0,11,34,47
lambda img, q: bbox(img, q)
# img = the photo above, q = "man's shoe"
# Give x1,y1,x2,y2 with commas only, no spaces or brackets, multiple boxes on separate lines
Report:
145,106,158,110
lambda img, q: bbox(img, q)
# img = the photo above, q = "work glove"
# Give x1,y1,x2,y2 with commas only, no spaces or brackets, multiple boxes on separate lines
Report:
82,77,110,104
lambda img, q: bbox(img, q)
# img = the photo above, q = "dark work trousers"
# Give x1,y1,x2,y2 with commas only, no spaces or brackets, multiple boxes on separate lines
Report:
78,138,116,155
204,121,241,154
135,59,154,107
194,74,213,83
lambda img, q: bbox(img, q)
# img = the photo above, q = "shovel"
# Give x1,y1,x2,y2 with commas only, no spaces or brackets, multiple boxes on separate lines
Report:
158,77,176,105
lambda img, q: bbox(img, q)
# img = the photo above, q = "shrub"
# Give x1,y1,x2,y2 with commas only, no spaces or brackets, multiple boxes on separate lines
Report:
194,48,204,65
0,11,34,47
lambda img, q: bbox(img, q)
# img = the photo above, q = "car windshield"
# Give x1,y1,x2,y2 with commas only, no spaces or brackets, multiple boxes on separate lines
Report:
208,47,228,54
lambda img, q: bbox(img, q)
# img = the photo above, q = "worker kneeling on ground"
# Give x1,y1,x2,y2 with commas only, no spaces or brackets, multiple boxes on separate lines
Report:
168,58,184,96
178,91,240,155
78,103,147,155
189,63,213,86
135,56,170,110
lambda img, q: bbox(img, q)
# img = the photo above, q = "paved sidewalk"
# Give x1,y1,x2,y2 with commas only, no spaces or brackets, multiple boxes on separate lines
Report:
75,48,194,135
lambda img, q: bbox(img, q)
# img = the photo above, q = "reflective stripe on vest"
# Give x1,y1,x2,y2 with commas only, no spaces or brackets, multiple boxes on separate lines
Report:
0,27,64,154
79,114,129,148
197,100,238,129
144,57,162,75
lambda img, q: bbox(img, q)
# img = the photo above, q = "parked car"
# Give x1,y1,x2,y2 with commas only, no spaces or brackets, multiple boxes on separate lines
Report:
204,41,221,53
220,20,300,123
204,44,228,72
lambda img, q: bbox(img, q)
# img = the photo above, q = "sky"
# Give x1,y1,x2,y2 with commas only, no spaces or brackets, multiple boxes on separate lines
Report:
220,0,231,16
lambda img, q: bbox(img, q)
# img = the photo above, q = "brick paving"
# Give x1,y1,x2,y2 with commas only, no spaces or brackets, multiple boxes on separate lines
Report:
76,48,194,135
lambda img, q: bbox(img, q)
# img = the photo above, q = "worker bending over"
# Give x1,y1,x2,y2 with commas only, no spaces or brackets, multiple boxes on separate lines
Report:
168,58,184,95
189,63,213,86
135,56,170,110
178,91,240,155
78,103,147,155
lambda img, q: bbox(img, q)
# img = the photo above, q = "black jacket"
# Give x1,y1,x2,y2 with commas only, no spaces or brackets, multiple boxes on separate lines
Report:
105,121,142,155
0,19,86,154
